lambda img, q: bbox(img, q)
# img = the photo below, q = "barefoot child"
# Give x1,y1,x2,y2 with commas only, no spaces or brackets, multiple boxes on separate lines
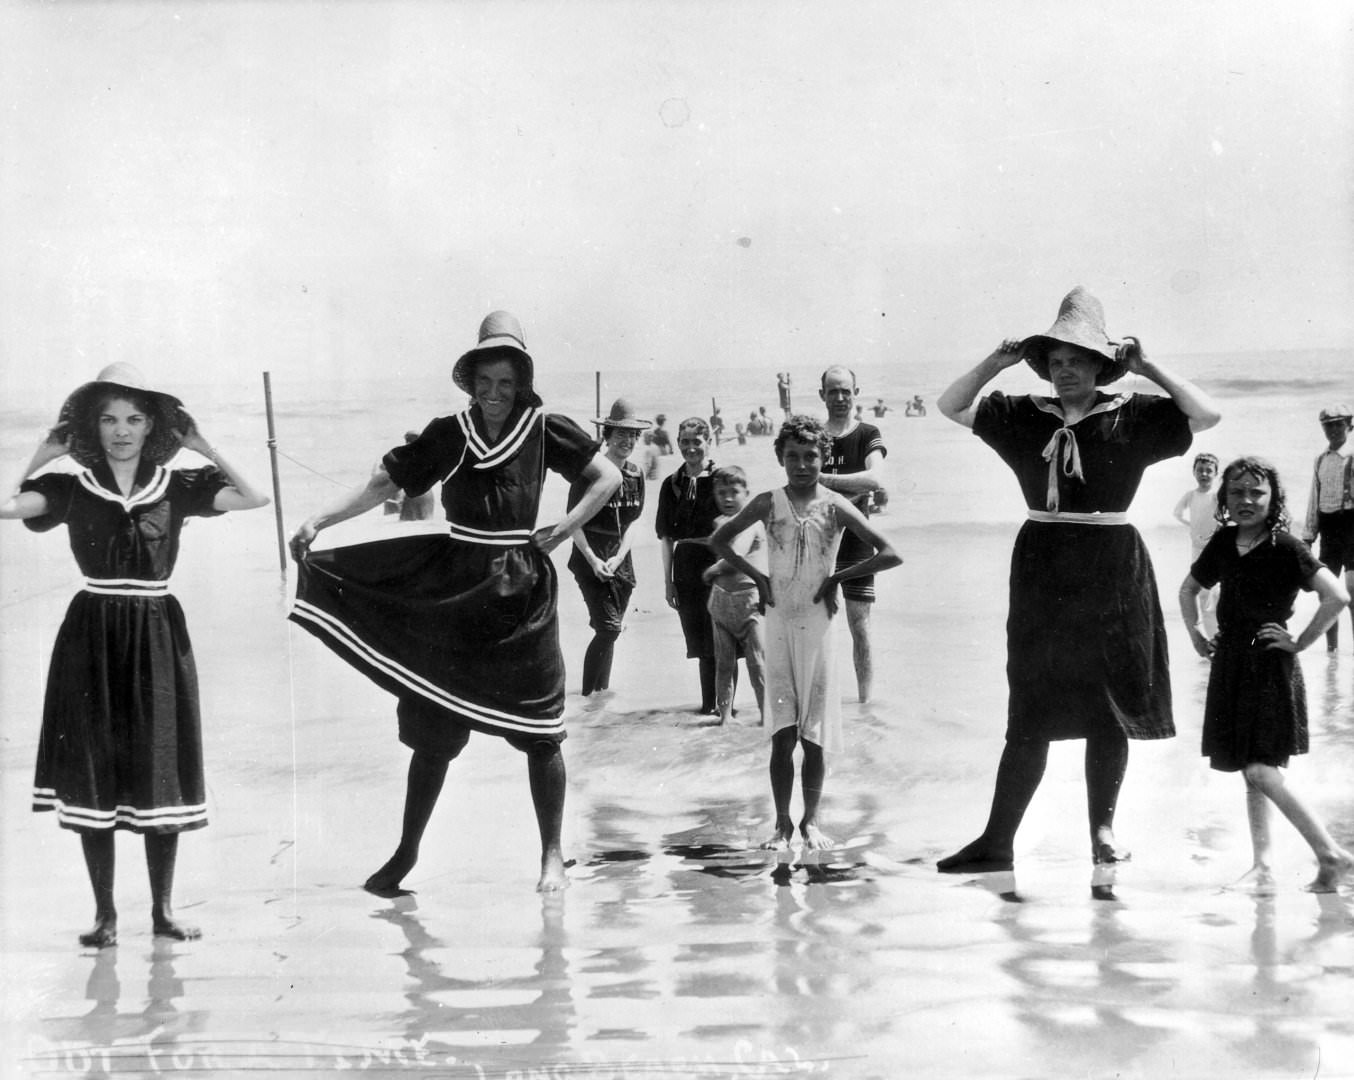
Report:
1179,456,1354,893
701,466,767,725
1172,452,1221,638
708,415,901,851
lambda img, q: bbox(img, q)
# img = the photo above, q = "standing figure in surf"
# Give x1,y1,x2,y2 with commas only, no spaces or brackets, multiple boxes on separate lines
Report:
0,363,270,947
289,311,620,894
707,415,900,851
935,286,1219,898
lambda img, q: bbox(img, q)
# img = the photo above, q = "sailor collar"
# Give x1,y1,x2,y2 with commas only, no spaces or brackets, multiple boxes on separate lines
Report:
1031,393,1130,512
455,404,542,471
77,460,171,511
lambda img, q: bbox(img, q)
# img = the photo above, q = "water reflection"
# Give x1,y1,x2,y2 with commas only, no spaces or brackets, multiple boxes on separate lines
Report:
32,941,202,1074
374,893,575,1062
998,901,1175,1073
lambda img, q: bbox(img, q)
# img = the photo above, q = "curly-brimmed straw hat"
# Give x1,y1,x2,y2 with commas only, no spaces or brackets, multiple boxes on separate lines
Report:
452,311,543,409
1021,287,1129,386
593,397,651,432
58,362,185,468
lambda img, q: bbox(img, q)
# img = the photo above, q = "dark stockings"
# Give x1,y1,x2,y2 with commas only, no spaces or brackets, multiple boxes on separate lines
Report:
698,657,716,713
582,629,619,695
364,751,449,895
938,731,1131,876
80,832,117,948
77,830,201,947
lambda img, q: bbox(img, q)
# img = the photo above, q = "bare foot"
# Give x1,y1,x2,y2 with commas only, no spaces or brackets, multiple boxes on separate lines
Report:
153,917,202,941
760,818,795,851
1227,864,1277,896
536,850,570,893
1306,850,1354,893
364,849,416,896
801,823,835,852
79,917,118,949
937,838,1013,874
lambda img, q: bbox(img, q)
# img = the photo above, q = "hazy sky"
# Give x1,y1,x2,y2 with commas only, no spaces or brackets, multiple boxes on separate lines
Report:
1,1,1350,397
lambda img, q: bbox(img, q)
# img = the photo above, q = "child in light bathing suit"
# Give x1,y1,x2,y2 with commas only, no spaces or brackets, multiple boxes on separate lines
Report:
707,415,901,851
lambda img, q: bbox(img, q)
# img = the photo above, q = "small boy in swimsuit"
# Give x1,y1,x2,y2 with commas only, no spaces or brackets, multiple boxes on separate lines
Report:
702,466,767,726
707,415,901,851
1173,452,1220,638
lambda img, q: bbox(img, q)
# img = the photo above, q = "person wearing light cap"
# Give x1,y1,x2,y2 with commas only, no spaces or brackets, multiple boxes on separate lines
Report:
289,311,621,894
1300,403,1354,651
935,286,1220,897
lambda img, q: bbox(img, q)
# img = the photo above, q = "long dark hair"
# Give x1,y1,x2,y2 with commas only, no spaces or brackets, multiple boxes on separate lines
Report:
1215,455,1289,532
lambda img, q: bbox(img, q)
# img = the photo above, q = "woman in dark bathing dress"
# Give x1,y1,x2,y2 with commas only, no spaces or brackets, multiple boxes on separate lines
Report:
289,312,620,893
0,363,270,947
935,287,1220,897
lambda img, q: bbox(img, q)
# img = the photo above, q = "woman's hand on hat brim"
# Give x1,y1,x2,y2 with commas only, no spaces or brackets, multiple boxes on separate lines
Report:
39,423,72,463
1116,336,1147,375
171,410,211,455
990,339,1026,369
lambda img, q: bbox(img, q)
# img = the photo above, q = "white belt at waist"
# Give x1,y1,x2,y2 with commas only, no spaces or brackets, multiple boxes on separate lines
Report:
447,522,534,546
83,577,171,596
1026,510,1130,526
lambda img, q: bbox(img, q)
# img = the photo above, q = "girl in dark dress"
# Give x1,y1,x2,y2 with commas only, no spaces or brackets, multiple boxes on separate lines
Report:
0,363,270,947
935,287,1220,897
289,312,620,894
568,398,649,696
1180,456,1353,893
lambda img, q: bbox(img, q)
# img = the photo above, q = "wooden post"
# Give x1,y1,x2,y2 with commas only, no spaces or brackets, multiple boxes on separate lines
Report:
595,371,601,419
262,372,287,575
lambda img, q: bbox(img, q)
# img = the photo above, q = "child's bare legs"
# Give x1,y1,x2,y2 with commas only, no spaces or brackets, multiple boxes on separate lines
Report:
1229,779,1276,894
146,832,200,940
762,727,798,850
1086,730,1130,862
742,623,767,726
79,831,118,948
799,739,834,851
1241,763,1354,892
710,608,739,725
938,738,1048,873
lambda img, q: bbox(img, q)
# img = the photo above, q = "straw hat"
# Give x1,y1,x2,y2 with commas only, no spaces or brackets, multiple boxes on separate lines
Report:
1021,287,1129,386
1318,404,1353,422
593,397,651,432
58,362,185,468
452,310,542,408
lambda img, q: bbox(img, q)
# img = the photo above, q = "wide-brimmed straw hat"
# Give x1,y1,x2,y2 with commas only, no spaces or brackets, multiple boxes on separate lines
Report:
452,310,542,408
1021,287,1128,386
593,397,651,432
1318,403,1353,422
58,362,186,468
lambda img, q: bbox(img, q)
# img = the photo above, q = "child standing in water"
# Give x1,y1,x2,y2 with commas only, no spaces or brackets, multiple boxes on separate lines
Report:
702,466,767,726
1179,456,1354,893
708,415,901,851
1173,452,1221,638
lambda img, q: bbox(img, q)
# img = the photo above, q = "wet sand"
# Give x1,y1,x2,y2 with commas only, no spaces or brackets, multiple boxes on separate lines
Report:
3,452,1354,1080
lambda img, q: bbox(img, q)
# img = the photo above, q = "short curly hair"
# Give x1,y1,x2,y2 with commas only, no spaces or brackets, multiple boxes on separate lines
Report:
1215,455,1290,532
773,414,832,461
